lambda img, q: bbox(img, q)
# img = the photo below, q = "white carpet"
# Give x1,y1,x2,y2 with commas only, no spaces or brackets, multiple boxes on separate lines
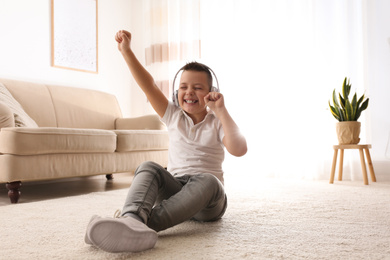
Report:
1,177,390,260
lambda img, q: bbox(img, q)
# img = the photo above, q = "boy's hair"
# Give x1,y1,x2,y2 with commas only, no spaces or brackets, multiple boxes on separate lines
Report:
180,62,213,89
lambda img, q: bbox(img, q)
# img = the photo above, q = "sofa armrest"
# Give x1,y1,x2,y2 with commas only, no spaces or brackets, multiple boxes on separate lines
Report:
115,114,166,130
0,102,15,128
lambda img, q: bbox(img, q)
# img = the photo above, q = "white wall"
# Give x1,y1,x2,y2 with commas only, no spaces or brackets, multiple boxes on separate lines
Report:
0,0,152,117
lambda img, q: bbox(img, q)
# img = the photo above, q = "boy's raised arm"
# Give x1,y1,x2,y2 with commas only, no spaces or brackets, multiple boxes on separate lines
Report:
204,92,247,157
115,30,168,118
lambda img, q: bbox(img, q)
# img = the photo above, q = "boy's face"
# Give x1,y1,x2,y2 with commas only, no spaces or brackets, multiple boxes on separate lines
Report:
178,70,210,120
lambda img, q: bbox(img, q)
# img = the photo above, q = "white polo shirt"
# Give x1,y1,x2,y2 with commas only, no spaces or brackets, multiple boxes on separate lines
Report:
161,101,225,183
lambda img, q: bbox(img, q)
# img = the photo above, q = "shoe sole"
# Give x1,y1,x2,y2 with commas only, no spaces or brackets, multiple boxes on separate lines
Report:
85,215,100,245
89,218,157,253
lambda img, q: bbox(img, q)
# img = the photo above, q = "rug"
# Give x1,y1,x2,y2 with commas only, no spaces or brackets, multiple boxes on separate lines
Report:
1,177,390,260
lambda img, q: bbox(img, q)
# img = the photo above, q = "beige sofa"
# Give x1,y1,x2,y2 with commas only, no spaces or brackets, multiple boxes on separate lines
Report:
0,78,168,203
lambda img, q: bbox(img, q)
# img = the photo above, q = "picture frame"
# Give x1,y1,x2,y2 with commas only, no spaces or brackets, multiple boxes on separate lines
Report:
51,0,98,73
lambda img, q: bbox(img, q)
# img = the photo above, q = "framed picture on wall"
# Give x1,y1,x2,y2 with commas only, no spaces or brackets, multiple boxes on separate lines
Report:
51,0,98,73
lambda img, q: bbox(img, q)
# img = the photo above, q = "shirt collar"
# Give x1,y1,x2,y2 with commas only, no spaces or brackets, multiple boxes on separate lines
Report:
180,108,215,126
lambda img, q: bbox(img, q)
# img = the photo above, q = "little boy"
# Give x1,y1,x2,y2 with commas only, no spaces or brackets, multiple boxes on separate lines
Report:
84,30,247,253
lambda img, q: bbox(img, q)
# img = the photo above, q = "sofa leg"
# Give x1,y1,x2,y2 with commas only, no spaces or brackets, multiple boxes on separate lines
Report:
106,174,113,180
6,181,22,203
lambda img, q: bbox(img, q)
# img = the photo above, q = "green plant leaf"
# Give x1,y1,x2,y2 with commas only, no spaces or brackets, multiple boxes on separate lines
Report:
345,98,352,121
351,93,357,120
360,98,369,111
339,93,345,108
329,102,341,121
346,78,351,96
332,90,340,109
355,98,369,120
355,110,362,121
357,94,365,107
342,77,352,99
341,77,347,97
338,106,345,121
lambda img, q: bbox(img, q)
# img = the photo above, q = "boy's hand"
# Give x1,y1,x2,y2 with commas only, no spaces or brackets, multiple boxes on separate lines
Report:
204,92,225,113
115,30,132,53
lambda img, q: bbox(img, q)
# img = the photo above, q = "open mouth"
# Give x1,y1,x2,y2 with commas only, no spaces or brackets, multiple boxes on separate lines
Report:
184,99,198,104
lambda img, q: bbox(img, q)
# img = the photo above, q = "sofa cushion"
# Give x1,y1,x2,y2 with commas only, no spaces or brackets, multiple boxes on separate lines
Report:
0,127,116,155
114,130,169,152
0,83,38,127
116,115,166,130
46,84,122,129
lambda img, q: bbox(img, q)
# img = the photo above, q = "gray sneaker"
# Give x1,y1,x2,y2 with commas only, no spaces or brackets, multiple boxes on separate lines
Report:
87,210,157,253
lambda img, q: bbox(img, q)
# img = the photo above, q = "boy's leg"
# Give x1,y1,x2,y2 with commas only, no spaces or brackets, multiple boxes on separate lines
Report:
86,161,182,252
147,173,227,232
121,161,184,223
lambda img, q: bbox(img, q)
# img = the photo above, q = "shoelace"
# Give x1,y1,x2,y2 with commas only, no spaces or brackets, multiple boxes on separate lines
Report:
113,209,122,218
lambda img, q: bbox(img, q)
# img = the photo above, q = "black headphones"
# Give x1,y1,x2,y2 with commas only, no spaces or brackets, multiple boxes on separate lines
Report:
172,62,220,106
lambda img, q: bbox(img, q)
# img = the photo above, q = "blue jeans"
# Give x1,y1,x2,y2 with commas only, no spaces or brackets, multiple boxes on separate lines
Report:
121,161,227,232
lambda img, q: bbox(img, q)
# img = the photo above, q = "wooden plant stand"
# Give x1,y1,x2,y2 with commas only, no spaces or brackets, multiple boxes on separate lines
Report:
329,144,376,185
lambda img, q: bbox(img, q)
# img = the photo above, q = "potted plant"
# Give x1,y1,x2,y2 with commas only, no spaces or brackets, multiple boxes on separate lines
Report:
328,77,369,144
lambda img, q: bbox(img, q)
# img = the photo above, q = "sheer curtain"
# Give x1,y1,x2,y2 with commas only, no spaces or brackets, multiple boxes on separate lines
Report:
199,0,368,180
141,0,369,181
143,0,201,99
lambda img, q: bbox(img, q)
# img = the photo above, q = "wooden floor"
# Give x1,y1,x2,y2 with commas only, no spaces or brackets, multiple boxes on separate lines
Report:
0,173,134,206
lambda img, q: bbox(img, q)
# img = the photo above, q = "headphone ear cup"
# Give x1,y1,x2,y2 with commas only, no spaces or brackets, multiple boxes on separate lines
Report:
173,90,179,106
